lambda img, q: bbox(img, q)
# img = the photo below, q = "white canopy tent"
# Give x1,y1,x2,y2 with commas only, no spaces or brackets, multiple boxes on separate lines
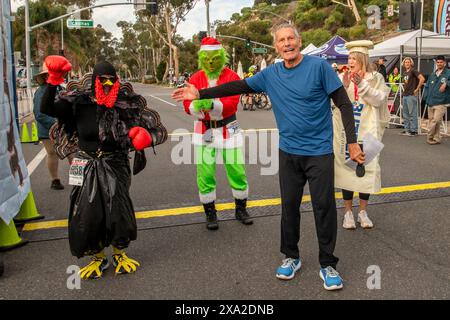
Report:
369,29,450,58
301,43,318,55
369,29,450,135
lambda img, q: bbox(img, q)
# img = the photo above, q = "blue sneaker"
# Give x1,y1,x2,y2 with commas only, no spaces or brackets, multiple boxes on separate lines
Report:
276,258,301,280
319,266,343,290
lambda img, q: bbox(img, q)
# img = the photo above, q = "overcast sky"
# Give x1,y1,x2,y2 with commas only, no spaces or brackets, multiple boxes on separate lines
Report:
11,0,253,40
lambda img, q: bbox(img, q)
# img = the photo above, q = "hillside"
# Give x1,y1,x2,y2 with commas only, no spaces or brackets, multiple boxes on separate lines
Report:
215,0,435,68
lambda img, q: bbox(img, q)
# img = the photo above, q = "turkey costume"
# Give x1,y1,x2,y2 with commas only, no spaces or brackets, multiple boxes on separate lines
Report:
183,37,252,230
41,56,167,279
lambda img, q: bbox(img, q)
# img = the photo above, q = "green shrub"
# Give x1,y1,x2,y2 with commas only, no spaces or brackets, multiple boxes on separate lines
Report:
324,10,344,30
301,29,332,47
296,0,313,12
336,28,350,40
348,24,367,40
297,8,326,29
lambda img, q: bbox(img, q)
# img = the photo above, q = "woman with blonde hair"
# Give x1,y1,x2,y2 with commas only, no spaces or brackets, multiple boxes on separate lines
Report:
333,40,390,229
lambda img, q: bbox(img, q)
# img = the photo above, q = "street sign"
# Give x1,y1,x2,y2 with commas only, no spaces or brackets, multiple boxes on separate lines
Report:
67,19,94,29
252,47,267,54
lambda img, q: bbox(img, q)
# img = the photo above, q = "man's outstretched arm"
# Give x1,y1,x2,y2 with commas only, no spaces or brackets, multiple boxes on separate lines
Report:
172,80,256,101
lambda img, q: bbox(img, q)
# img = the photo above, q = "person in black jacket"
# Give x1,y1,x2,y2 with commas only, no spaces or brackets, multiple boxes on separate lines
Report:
377,57,387,82
41,55,166,279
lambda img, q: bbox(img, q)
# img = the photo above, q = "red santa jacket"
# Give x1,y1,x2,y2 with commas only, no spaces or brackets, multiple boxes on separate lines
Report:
183,68,241,139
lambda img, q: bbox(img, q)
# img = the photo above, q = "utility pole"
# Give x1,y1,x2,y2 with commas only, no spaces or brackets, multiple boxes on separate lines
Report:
25,0,32,105
60,19,64,55
205,0,211,36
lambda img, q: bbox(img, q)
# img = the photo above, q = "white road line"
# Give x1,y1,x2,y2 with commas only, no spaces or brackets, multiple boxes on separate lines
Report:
148,94,177,107
27,147,47,176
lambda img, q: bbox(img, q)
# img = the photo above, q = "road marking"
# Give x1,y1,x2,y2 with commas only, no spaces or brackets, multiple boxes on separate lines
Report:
22,181,450,232
27,147,46,176
148,94,177,107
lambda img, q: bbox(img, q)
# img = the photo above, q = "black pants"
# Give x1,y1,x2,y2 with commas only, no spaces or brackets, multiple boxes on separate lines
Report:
279,149,339,269
342,189,370,201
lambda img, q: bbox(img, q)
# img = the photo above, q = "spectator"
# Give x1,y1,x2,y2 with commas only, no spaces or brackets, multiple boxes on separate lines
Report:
332,63,339,74
377,57,387,82
401,57,426,136
32,65,70,190
423,55,450,144
388,66,401,112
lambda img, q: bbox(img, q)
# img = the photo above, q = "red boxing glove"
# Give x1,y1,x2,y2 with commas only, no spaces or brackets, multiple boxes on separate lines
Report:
44,55,72,85
129,127,152,151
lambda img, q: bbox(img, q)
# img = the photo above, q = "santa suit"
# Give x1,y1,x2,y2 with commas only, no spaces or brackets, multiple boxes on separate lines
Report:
183,67,248,204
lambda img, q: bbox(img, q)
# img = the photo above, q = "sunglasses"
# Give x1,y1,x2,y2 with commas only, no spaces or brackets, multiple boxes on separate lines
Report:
98,76,117,85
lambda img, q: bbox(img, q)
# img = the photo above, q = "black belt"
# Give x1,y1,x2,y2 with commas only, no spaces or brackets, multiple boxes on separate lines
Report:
201,114,236,130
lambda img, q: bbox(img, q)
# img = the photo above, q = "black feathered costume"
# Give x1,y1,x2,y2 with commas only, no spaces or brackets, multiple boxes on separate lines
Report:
41,61,167,258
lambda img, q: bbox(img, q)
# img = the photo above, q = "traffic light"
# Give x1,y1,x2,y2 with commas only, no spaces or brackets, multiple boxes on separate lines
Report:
147,0,158,15
245,38,251,49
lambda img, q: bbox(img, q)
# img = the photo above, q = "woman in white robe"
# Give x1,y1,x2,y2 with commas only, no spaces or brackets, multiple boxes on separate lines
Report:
333,40,390,230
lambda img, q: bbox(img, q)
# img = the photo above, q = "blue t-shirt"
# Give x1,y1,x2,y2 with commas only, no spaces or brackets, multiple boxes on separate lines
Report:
245,55,342,156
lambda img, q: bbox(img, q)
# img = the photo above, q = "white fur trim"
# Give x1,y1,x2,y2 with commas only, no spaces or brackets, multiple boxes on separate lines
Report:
200,44,222,51
189,102,205,119
199,190,216,204
209,99,224,119
232,188,248,200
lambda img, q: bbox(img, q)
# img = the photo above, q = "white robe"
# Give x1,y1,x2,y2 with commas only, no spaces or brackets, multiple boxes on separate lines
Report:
333,72,390,194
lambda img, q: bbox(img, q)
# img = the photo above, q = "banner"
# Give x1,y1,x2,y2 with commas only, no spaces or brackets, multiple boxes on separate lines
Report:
434,0,450,35
0,0,31,224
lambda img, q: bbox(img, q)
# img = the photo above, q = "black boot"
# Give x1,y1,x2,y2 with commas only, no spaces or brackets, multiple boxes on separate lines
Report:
203,202,218,230
235,199,253,225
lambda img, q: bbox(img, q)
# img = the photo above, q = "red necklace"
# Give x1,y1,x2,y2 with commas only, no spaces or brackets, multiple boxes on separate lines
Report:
95,77,119,108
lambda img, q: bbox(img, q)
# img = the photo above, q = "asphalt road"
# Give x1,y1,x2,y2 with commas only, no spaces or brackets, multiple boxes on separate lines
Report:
1,83,450,301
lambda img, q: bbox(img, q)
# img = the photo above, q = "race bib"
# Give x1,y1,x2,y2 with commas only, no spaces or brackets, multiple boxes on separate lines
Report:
227,120,241,135
69,158,89,186
203,129,214,143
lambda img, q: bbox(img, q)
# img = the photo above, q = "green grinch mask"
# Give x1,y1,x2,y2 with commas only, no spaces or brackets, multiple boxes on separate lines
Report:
198,48,229,80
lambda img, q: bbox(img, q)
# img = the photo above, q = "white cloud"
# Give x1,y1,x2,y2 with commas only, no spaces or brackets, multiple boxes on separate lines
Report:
11,0,253,40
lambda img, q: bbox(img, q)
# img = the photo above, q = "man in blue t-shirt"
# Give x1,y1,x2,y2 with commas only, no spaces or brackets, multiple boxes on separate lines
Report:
172,24,364,291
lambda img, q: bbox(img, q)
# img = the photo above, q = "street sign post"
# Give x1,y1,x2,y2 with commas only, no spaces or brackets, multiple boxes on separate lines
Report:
66,19,94,29
252,47,267,54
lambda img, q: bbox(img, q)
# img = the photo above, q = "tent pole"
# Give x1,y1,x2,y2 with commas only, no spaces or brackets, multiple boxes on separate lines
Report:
417,0,424,135
400,45,404,129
